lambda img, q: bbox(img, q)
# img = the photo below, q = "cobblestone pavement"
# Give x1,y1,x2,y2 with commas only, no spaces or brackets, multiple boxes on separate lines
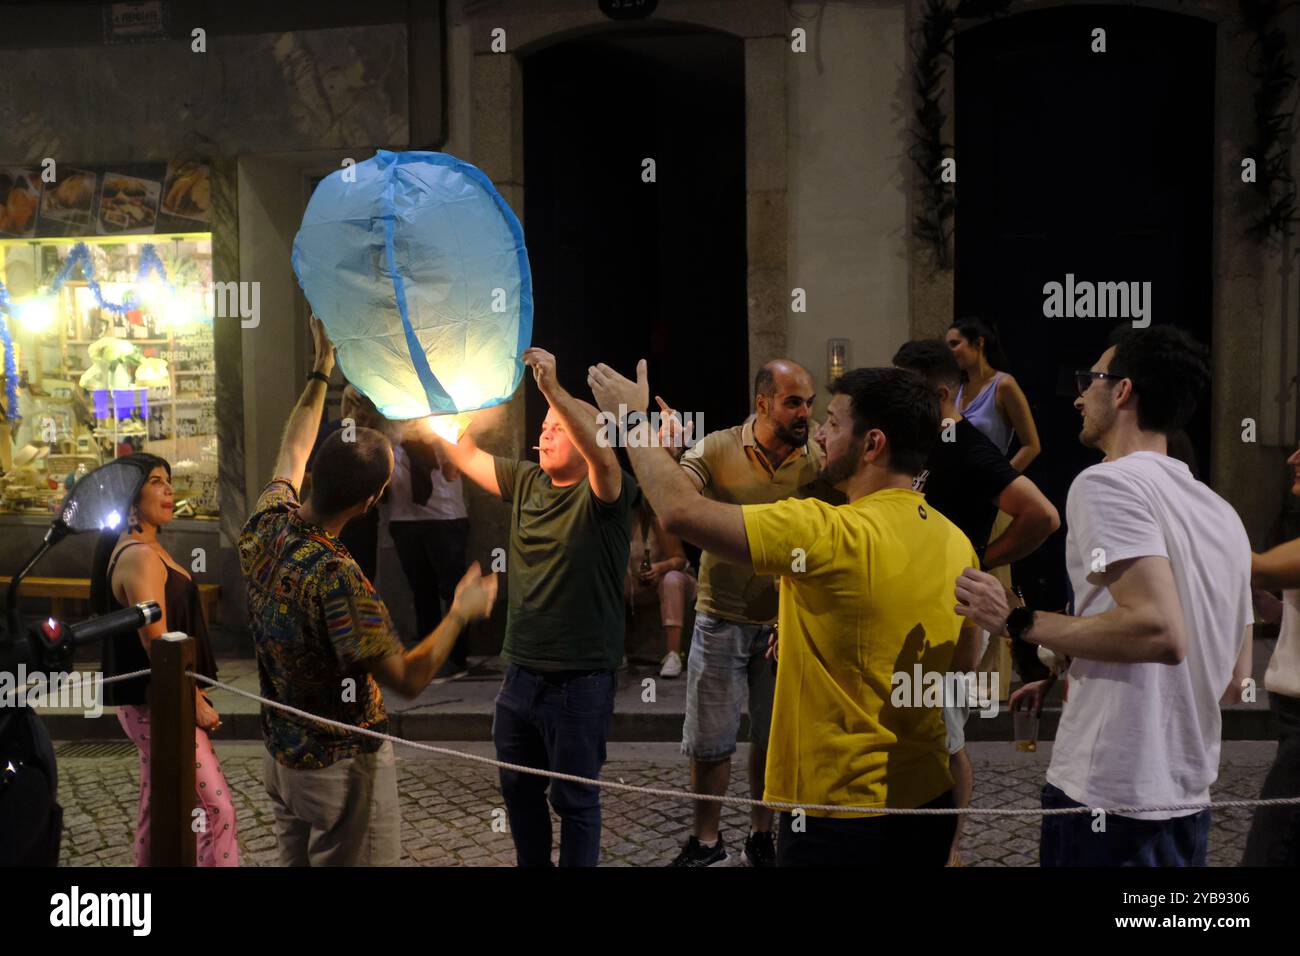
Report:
55,741,1275,867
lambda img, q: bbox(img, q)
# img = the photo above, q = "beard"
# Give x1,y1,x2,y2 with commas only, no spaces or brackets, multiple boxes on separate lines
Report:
819,437,862,486
1078,408,1111,449
773,419,810,448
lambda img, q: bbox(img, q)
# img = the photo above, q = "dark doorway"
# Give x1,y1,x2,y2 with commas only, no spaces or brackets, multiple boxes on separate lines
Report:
522,29,748,459
954,6,1215,609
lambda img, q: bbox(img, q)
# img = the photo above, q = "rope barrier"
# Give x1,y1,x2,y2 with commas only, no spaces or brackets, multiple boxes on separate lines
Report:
186,671,1300,819
101,668,151,686
0,667,150,708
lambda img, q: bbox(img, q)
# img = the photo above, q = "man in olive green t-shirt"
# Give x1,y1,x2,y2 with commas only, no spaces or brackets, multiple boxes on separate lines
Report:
430,347,637,867
661,359,822,868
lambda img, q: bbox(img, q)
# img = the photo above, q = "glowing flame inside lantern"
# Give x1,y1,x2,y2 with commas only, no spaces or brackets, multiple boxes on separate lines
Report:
443,373,493,412
427,413,471,445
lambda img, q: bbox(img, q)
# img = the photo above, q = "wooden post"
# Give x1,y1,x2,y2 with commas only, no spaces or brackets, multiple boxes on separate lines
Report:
149,632,196,867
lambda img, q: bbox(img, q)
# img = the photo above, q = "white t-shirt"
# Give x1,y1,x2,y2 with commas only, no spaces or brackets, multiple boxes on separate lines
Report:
387,444,467,522
1047,451,1251,820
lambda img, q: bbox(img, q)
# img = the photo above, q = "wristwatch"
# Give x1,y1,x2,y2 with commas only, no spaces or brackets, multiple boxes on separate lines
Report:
307,370,329,384
1006,605,1036,641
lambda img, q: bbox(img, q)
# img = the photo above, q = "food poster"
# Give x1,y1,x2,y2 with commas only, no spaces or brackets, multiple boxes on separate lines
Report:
158,159,211,226
40,167,97,230
15,159,213,238
0,167,42,237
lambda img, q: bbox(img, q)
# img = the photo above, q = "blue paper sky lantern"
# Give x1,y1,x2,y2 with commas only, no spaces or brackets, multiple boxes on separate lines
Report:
292,150,533,420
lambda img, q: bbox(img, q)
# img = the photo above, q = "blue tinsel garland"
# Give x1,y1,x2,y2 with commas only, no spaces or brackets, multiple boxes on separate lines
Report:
0,290,18,424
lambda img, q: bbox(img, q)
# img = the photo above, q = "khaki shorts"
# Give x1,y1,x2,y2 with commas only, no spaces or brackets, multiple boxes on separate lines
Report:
263,740,400,866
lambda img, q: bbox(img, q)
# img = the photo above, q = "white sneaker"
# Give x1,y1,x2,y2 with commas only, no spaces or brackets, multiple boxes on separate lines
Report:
659,651,683,678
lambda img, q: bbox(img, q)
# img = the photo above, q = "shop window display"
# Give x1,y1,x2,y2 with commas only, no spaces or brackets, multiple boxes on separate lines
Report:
0,236,218,518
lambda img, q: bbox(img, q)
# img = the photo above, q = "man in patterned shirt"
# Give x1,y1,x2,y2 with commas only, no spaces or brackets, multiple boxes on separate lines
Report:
240,316,497,866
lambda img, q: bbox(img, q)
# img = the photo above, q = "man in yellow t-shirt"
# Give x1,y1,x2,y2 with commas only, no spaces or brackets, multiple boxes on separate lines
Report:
588,361,980,866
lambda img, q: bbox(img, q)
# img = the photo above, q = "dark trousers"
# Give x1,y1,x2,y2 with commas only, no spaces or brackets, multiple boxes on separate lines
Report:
492,663,616,867
389,518,469,662
775,789,956,866
1040,782,1209,866
1243,693,1300,866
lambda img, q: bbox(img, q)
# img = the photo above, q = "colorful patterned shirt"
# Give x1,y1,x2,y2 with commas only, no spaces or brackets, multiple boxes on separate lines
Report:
239,479,403,769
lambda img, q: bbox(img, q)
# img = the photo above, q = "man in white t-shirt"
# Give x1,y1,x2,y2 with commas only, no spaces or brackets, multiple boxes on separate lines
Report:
954,325,1254,866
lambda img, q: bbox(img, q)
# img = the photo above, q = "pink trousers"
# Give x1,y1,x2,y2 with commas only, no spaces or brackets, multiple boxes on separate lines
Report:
117,703,240,866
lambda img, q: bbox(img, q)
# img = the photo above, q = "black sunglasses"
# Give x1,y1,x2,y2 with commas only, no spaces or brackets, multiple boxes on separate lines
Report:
1074,370,1124,396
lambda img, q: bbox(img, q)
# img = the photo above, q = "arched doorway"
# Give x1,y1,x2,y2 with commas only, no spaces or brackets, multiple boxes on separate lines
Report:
521,28,749,452
954,5,1216,608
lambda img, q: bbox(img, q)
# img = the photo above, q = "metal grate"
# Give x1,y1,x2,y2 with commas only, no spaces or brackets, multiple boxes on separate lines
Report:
55,742,137,758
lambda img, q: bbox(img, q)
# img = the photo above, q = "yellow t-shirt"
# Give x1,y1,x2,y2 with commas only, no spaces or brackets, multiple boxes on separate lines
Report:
742,487,978,817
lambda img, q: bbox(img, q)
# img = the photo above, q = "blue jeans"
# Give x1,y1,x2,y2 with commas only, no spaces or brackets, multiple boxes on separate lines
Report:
492,663,616,867
1040,783,1210,866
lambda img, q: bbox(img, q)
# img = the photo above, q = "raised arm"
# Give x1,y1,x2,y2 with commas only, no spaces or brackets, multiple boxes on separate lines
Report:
655,395,696,463
420,423,498,497
273,314,335,490
657,395,706,491
589,360,749,564
525,347,621,503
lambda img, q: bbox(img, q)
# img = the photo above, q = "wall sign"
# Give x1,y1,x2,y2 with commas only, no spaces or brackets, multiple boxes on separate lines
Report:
104,2,168,43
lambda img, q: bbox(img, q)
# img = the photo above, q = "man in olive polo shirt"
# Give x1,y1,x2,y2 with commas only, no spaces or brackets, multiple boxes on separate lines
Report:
428,347,637,867
659,359,822,867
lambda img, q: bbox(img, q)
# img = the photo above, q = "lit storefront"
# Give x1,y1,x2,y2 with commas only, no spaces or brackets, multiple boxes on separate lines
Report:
0,161,217,522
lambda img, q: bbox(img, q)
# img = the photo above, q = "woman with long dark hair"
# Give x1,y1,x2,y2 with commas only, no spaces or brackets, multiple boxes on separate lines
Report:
945,317,1042,473
90,453,237,866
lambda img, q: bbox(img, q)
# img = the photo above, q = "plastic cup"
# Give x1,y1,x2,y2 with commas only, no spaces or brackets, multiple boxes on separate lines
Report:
1013,709,1039,753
